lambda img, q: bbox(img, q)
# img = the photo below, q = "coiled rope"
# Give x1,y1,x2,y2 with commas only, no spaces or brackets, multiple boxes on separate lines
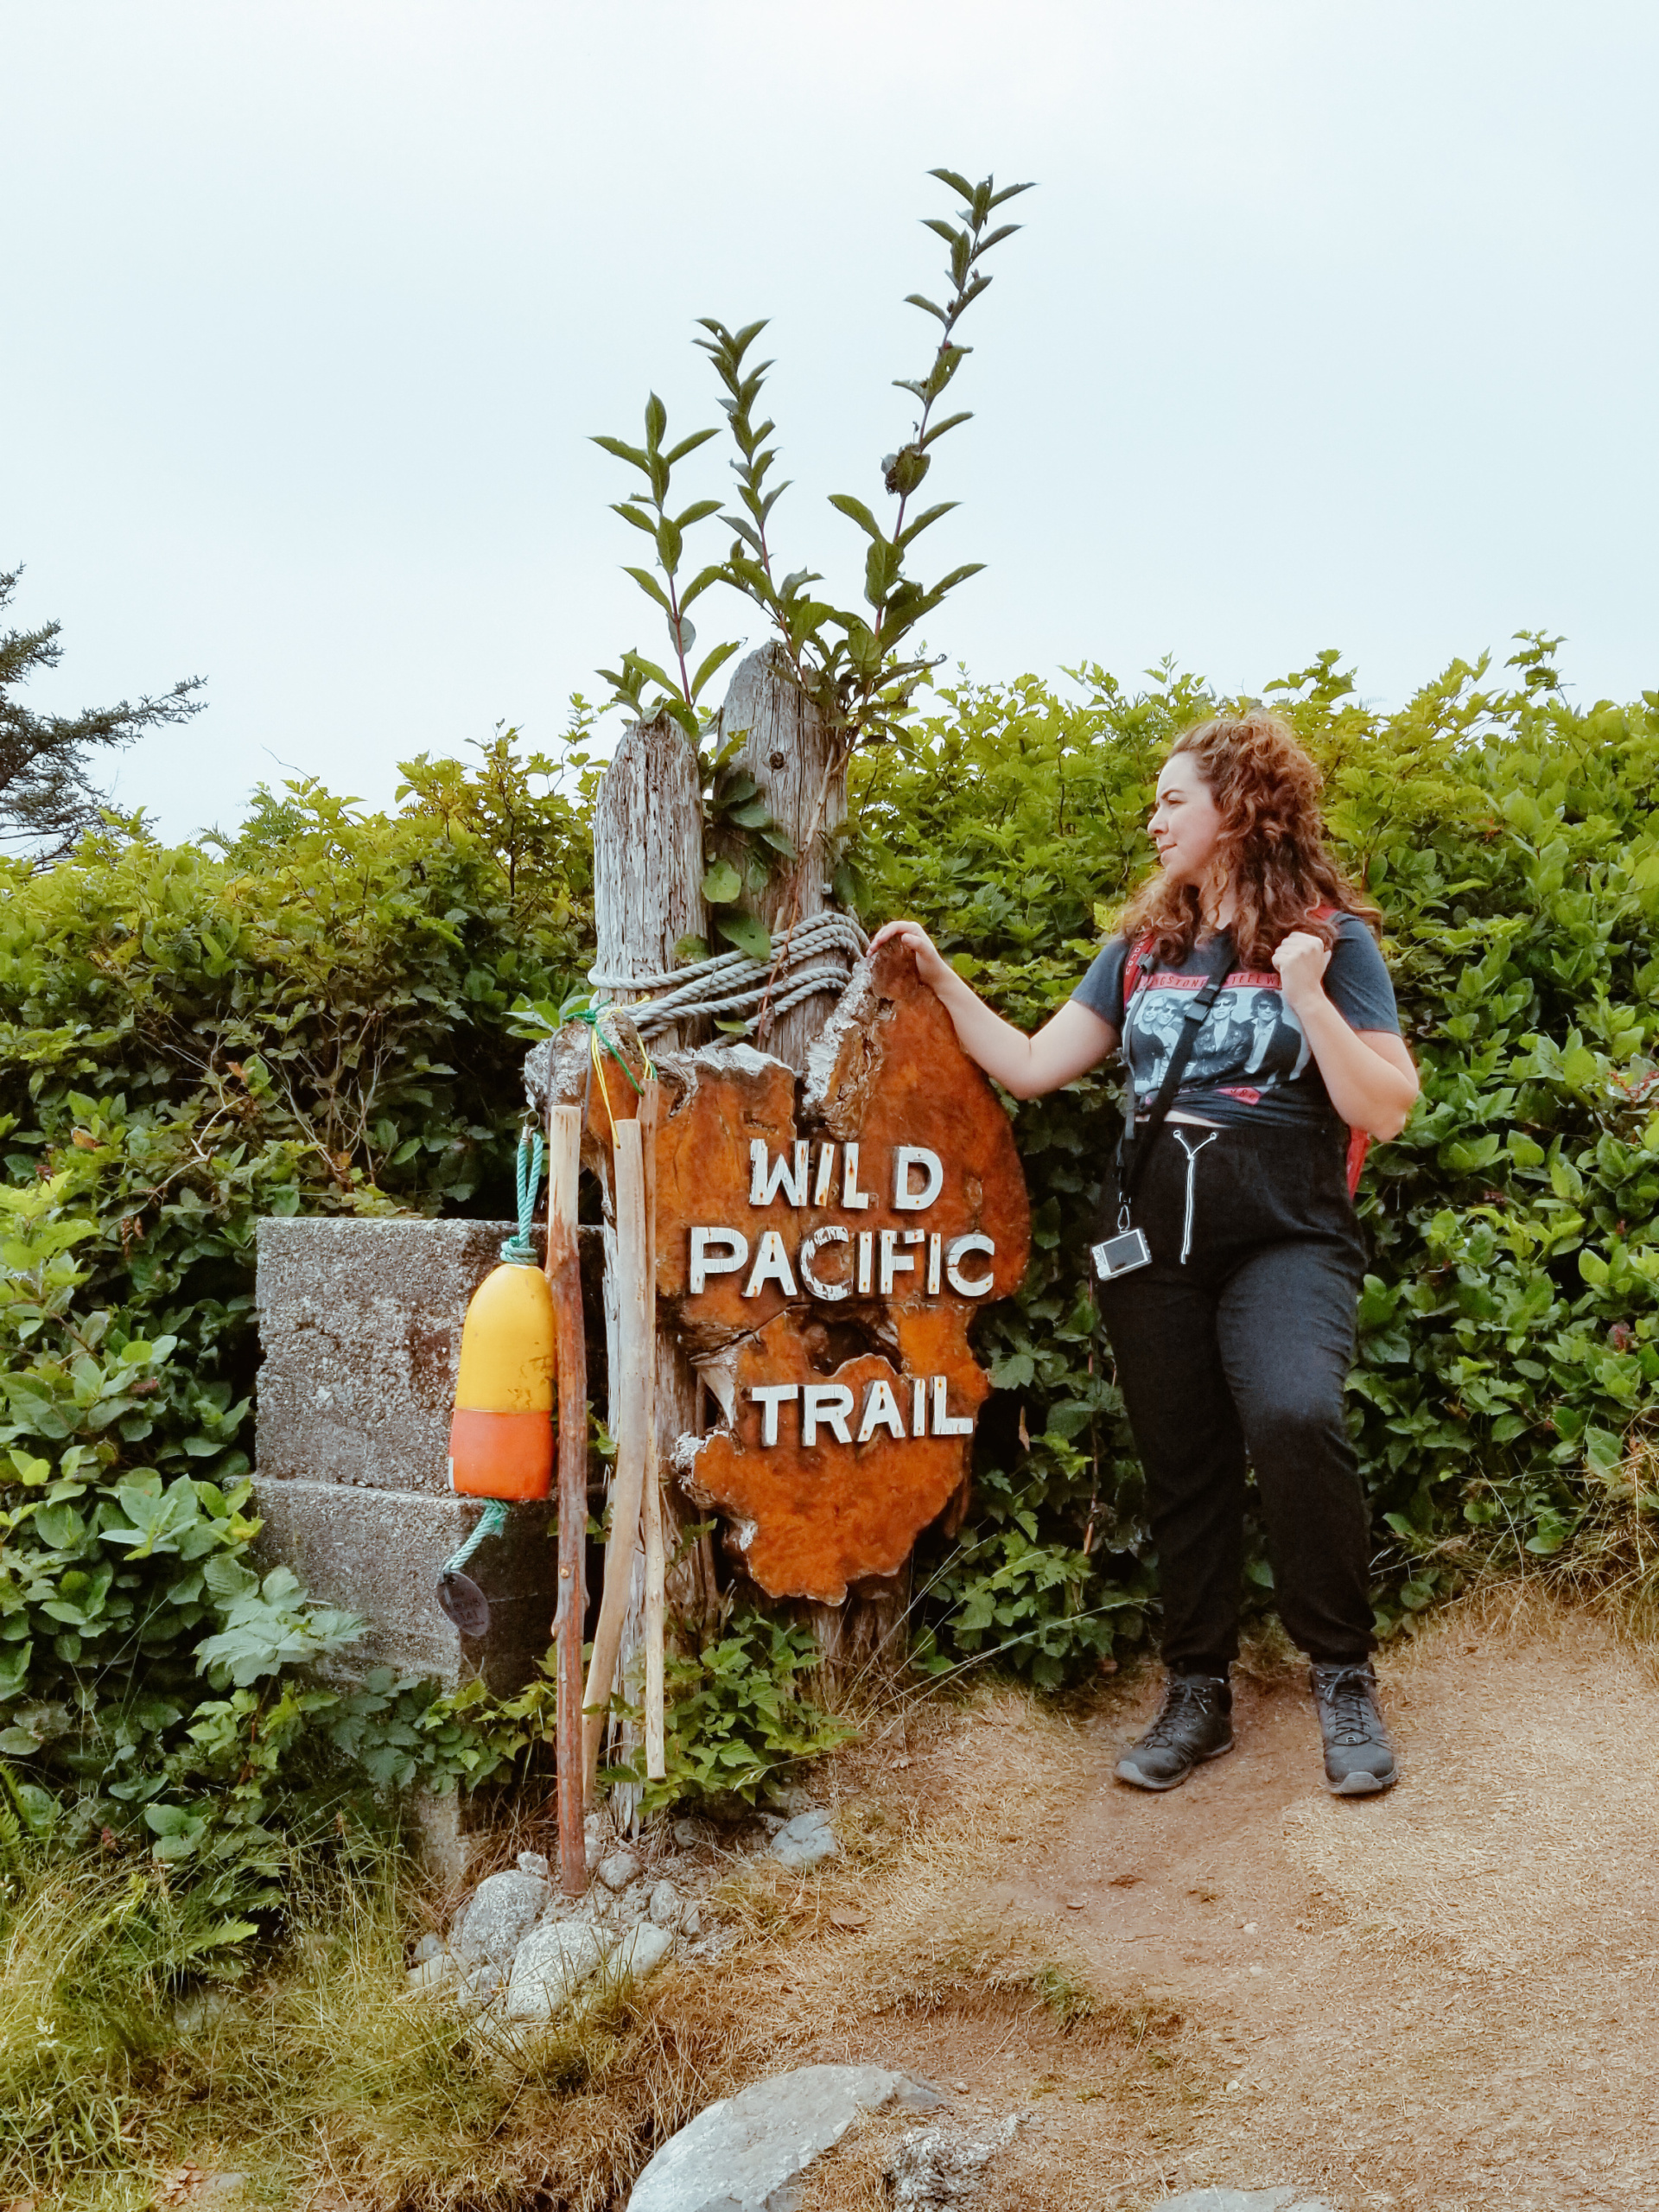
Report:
498,1126,545,1263
441,1496,509,1576
585,911,869,1039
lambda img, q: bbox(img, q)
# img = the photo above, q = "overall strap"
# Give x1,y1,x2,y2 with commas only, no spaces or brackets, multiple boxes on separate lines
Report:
1116,933,1235,1223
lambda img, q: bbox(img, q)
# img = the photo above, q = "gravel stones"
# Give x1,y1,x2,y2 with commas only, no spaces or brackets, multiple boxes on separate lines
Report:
405,1953,455,1993
886,2116,1021,2206
454,1870,549,1967
628,2063,942,2212
610,1922,674,1981
504,1923,610,2018
770,1808,836,1870
598,1847,642,1892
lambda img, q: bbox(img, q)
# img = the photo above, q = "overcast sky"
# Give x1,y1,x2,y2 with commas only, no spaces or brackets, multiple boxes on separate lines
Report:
6,2,1656,842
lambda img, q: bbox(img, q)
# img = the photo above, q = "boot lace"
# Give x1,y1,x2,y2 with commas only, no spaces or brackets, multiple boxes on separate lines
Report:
1141,1676,1217,1748
1317,1666,1381,1748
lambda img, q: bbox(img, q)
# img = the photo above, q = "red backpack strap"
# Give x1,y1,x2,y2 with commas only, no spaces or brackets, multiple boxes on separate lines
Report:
1121,931,1156,1020
1309,906,1370,1194
1318,906,1371,1194
1345,1125,1370,1198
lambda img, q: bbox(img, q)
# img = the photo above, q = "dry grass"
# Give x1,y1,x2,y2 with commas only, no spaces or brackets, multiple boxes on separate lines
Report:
14,1580,1659,2209
0,1688,1198,2211
1534,1426,1659,1646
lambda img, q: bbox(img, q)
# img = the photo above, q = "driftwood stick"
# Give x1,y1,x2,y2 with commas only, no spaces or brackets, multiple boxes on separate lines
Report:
638,1082,666,1781
582,1113,652,1802
545,1103,588,1897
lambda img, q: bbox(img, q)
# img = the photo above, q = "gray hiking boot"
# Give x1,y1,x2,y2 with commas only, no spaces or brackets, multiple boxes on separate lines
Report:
1114,1673,1233,1791
1310,1662,1398,1794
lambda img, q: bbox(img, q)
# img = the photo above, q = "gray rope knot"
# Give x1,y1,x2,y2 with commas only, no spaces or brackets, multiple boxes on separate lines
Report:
586,910,868,1039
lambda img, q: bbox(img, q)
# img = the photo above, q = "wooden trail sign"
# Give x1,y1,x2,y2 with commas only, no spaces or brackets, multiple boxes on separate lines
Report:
660,939,1030,1602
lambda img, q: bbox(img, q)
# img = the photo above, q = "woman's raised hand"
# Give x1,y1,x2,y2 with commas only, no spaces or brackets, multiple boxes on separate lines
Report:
1271,928,1332,1015
868,918,954,994
870,914,1117,1098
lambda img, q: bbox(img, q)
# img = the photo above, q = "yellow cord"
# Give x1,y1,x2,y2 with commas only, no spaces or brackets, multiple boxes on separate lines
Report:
586,1006,654,1144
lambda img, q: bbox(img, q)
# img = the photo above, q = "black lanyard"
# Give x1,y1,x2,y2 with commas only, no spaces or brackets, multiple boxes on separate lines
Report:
1114,933,1234,1222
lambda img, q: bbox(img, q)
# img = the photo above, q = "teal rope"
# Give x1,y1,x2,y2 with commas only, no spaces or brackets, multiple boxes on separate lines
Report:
571,1002,646,1096
499,1127,544,1263
441,1497,509,1575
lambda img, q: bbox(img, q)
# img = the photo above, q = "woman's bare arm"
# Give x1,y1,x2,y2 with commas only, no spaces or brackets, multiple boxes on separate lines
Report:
869,918,1118,1099
1274,931,1420,1140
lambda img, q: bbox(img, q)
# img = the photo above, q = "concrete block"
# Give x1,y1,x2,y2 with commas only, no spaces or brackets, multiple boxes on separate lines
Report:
255,1217,535,1497
251,1477,556,1694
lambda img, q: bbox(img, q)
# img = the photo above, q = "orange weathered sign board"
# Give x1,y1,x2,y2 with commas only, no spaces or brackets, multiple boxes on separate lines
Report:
657,944,1031,1603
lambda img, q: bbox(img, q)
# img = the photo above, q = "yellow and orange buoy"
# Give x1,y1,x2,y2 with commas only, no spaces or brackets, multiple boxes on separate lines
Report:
448,1130,556,1503
448,1261,556,1500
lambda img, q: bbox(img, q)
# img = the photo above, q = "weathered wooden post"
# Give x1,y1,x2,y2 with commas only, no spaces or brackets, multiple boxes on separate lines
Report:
545,1103,588,1895
584,715,718,1799
720,641,850,1071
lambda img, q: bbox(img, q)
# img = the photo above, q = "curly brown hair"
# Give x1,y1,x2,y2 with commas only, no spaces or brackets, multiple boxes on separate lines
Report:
1117,706,1379,969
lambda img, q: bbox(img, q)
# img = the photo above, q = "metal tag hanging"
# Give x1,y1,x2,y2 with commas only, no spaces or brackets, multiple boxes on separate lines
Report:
435,1569,492,1638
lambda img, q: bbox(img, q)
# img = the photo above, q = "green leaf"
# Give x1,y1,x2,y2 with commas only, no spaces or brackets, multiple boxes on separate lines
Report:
591,434,650,473
690,640,741,702
701,860,742,904
827,493,884,543
715,909,772,962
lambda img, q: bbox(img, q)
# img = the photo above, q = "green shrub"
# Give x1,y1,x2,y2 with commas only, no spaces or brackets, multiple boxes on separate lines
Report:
0,757,594,1908
5,634,1659,1884
850,640,1659,1669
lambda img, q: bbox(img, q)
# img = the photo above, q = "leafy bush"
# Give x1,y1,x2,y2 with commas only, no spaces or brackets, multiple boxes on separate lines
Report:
422,1605,855,1814
5,630,1659,1875
0,756,594,1905
850,639,1659,1673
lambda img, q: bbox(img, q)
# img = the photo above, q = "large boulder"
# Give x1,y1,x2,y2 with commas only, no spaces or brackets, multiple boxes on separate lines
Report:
628,2063,941,2212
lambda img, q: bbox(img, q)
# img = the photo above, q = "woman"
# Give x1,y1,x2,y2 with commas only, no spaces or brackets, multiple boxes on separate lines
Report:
872,707,1419,1796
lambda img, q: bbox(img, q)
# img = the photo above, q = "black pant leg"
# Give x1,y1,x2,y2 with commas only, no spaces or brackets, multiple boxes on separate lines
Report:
1098,1271,1249,1675
1213,1236,1373,1665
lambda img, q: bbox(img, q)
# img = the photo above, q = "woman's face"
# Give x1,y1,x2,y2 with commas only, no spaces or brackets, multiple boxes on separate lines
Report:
1149,751,1225,888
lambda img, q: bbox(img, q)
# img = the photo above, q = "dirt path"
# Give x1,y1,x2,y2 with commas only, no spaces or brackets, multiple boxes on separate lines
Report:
694,1594,1659,2212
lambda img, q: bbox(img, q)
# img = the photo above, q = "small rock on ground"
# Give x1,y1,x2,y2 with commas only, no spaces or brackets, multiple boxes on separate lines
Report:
608,1922,673,1982
504,1922,609,2019
628,2063,942,2212
769,1808,836,1870
598,1847,642,1892
517,1849,550,1878
648,1879,680,1927
886,2116,1021,2206
405,1952,456,1993
454,1870,549,1967
1150,2192,1339,2212
411,1932,443,1964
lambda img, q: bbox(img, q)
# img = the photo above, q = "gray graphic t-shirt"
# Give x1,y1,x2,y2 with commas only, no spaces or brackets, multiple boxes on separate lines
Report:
1071,914,1399,1131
